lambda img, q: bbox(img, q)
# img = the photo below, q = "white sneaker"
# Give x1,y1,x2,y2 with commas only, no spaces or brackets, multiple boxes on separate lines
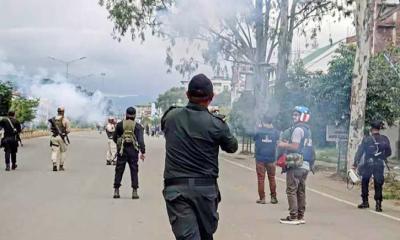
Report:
298,218,306,224
280,216,301,225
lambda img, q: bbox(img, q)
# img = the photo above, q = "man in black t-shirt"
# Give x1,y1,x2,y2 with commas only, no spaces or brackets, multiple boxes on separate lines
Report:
353,120,391,212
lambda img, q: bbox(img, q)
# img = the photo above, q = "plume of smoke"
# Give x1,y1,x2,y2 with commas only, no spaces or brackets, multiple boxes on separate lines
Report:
159,0,252,38
0,56,109,125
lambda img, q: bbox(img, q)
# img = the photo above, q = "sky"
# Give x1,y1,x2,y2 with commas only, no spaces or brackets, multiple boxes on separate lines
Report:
0,0,187,102
0,0,354,103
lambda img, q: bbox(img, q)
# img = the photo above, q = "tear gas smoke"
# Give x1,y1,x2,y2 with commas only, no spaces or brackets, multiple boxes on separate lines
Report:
159,0,252,37
0,55,109,125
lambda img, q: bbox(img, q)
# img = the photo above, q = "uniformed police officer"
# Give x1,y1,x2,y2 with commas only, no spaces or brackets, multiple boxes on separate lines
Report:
49,107,70,171
353,120,391,212
0,111,22,171
105,116,117,165
161,73,238,240
113,107,145,199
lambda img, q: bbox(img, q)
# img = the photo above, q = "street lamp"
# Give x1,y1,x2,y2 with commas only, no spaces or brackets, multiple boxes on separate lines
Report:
100,72,106,89
48,56,86,80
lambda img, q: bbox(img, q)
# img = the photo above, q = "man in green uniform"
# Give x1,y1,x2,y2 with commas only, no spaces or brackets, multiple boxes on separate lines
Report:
161,73,238,240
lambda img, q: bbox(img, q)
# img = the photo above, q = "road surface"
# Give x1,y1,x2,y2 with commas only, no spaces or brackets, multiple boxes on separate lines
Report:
0,132,399,240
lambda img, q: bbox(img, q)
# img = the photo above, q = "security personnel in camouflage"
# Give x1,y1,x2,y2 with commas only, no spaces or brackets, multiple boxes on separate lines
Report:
105,116,117,165
161,74,238,240
49,107,70,171
113,107,145,199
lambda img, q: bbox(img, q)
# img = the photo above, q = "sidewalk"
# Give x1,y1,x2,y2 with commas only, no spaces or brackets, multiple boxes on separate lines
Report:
220,151,400,220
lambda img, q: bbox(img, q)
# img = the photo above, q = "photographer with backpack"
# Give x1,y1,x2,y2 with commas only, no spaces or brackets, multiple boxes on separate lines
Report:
113,107,146,199
352,120,391,212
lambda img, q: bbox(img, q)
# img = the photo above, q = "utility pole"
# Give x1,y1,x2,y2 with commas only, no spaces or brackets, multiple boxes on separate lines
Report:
100,72,106,90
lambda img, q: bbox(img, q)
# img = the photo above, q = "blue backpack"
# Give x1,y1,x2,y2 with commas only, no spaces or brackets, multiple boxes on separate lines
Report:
292,123,315,168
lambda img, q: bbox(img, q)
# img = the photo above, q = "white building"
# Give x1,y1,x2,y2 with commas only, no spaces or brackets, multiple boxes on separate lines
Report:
135,104,152,119
230,63,275,105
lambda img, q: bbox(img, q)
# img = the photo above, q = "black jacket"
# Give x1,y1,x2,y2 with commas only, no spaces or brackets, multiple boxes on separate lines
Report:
353,133,391,167
161,102,238,179
0,117,21,138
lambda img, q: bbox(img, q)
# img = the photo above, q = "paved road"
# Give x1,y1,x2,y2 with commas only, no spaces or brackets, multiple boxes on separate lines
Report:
0,132,399,240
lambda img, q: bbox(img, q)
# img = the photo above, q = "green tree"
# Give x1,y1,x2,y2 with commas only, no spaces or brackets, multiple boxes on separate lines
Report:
10,97,40,124
313,44,400,127
100,0,335,115
282,44,400,146
156,87,187,113
0,81,13,116
366,47,400,126
312,45,355,125
229,91,256,136
212,90,231,108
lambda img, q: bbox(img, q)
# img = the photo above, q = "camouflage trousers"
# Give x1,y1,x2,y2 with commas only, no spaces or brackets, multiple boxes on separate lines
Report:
106,139,117,162
50,135,67,166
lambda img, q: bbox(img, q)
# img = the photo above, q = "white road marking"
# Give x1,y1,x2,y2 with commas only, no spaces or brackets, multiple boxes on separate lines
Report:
222,157,400,223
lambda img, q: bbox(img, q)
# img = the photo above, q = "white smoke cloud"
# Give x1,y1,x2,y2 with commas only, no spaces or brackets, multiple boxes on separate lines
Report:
159,0,252,38
0,57,109,125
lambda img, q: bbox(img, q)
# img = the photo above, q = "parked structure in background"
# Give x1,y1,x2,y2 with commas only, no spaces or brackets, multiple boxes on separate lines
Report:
231,63,275,105
135,104,152,120
231,64,253,104
373,0,400,54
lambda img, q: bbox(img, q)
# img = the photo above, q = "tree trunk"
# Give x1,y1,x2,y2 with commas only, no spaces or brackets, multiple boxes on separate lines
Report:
346,0,375,171
253,0,266,117
275,0,289,110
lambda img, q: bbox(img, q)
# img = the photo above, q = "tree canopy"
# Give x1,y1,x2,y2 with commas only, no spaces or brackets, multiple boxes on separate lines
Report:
229,44,400,146
0,81,12,116
10,97,40,124
156,87,187,113
100,0,337,112
212,90,231,108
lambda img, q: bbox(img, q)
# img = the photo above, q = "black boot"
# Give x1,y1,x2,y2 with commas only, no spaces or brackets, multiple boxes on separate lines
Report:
376,200,382,212
106,160,111,165
113,188,120,199
59,165,65,171
358,201,369,209
53,165,58,172
11,164,17,170
5,164,10,171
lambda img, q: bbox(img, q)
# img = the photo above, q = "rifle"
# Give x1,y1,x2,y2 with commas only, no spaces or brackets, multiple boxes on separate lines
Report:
383,159,391,172
48,118,70,144
17,134,23,147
